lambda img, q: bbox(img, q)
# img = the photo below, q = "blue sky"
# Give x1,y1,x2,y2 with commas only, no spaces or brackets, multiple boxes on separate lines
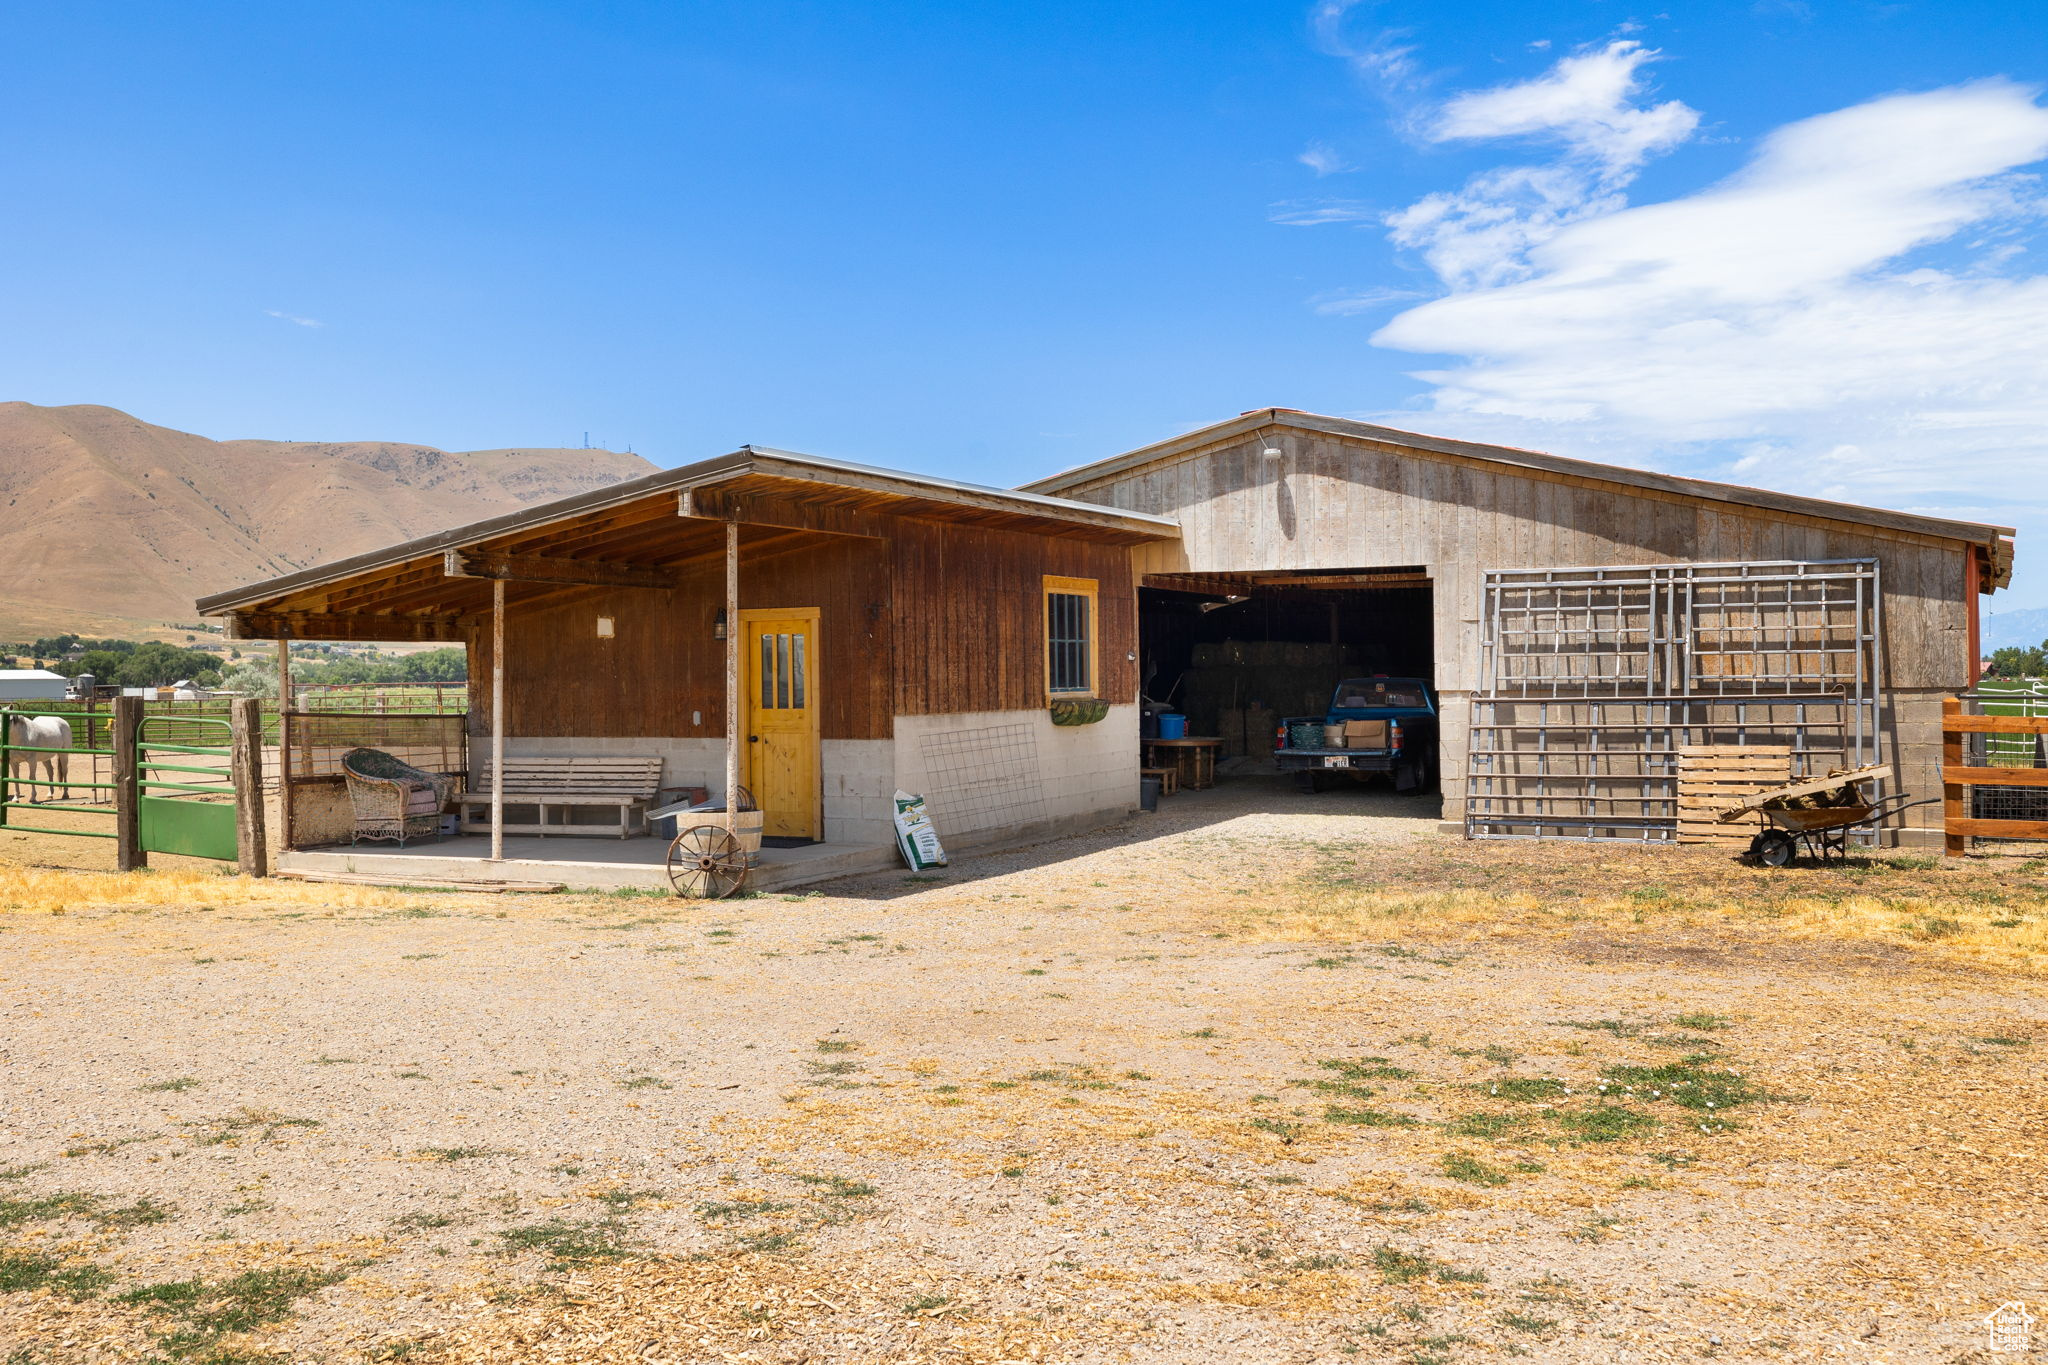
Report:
8,1,2048,604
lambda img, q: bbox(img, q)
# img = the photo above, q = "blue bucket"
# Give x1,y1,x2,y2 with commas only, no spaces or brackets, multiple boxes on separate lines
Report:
1158,713,1187,740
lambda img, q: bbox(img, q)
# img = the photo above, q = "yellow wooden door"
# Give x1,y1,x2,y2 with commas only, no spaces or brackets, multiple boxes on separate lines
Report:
740,609,821,840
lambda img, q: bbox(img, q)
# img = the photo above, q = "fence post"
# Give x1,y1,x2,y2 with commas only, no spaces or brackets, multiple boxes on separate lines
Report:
0,707,10,830
115,695,145,872
1942,695,1965,858
230,697,268,877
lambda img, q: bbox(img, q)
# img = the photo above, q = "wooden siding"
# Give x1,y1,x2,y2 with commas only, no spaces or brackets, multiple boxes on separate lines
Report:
891,519,1138,715
472,536,892,741
1063,428,1974,693
468,512,1140,739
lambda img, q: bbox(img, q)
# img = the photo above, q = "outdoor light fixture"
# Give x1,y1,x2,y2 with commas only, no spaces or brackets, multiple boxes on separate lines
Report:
1199,595,1250,614
713,608,728,641
1262,445,1284,459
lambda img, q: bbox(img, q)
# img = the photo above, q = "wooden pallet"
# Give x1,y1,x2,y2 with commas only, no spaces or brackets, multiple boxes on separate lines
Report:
1675,745,1792,846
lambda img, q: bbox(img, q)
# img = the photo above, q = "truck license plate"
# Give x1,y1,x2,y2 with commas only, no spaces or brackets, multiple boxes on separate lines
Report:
1322,756,1347,769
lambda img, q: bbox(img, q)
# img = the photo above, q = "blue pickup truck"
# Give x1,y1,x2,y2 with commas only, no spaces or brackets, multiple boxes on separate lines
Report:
1275,677,1438,793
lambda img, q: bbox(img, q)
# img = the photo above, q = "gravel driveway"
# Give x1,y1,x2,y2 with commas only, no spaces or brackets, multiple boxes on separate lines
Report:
1,777,2043,1363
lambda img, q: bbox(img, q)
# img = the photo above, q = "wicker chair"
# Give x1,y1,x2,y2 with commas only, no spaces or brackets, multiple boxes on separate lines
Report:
341,747,457,847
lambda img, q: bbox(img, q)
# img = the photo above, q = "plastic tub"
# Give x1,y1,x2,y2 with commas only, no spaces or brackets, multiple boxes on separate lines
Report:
1158,713,1188,740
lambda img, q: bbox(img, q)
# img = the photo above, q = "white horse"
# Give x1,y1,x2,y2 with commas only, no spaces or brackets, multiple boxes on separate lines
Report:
7,715,72,804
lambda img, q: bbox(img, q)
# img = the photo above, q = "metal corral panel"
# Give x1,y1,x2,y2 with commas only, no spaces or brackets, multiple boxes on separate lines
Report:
1465,560,1884,842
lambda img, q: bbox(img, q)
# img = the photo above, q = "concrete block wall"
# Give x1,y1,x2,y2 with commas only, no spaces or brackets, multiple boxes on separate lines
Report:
820,739,895,847
892,704,1139,840
1037,703,1141,825
1884,688,1949,847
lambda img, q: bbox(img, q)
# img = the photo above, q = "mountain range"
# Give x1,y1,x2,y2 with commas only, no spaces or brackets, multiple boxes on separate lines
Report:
1984,606,2048,653
0,402,656,641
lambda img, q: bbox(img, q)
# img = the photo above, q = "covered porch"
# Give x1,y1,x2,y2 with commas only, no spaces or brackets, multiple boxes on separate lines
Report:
197,444,1175,893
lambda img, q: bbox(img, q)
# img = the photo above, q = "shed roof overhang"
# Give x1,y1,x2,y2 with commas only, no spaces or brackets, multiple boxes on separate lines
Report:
198,446,1180,641
1024,409,2018,591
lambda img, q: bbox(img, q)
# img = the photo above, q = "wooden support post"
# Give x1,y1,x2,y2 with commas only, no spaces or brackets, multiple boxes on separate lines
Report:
491,577,506,862
114,695,144,872
1943,695,1966,858
275,639,296,852
230,696,268,877
725,518,740,834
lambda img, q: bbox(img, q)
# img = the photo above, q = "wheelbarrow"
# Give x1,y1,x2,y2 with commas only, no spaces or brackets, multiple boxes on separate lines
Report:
1710,763,1935,866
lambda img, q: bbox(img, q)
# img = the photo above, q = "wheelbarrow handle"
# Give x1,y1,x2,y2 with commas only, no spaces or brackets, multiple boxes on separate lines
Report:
1870,794,1939,818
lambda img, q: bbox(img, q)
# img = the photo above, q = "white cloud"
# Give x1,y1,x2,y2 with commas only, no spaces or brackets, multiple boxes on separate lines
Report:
1313,286,1423,315
1385,41,1699,290
265,310,323,328
1358,73,2048,601
1299,141,1347,175
1309,0,1421,90
1430,40,1697,172
1270,200,1380,226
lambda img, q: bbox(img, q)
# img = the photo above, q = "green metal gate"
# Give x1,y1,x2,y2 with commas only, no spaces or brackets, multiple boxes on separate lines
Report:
137,715,238,861
0,708,118,841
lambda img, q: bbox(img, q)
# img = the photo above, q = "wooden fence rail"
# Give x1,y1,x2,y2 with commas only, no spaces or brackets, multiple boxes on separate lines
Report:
1943,696,2048,854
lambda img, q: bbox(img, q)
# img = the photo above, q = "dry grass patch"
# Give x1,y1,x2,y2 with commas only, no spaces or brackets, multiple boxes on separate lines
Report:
1209,845,2048,974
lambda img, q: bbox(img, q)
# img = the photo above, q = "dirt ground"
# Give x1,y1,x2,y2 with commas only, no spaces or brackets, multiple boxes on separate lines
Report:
0,777,2043,1364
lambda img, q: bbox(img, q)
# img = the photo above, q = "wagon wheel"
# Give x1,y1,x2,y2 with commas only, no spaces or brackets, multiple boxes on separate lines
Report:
667,824,750,899
1753,829,1798,868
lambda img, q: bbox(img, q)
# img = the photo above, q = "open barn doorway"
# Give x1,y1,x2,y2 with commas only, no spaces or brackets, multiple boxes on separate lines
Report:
1138,568,1435,803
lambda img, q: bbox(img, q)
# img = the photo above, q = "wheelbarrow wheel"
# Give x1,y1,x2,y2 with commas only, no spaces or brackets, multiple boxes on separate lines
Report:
667,824,750,899
1753,829,1798,868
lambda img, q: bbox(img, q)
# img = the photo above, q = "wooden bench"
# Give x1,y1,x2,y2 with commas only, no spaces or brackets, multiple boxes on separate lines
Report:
459,755,666,839
1141,765,1178,797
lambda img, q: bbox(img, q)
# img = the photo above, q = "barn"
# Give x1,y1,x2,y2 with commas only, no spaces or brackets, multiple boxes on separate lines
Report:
0,669,71,703
199,409,2011,889
1026,409,2014,847
196,447,1173,890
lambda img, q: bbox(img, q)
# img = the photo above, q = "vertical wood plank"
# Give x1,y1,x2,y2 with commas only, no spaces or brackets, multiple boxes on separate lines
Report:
114,695,144,872
491,577,506,862
1943,695,1966,857
725,518,741,833
230,696,267,876
274,638,296,853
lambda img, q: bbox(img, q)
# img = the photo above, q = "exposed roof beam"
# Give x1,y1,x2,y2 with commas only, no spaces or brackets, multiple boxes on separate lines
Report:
678,485,887,540
443,549,676,590
225,611,465,643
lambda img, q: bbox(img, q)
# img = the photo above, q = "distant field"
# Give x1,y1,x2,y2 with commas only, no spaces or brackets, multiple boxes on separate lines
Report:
1973,680,2048,765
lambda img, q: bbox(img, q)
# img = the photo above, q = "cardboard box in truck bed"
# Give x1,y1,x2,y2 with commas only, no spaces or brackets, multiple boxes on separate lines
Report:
1344,719,1388,747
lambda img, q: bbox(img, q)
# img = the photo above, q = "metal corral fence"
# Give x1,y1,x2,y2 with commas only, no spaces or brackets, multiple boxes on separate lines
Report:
0,707,119,841
295,683,469,714
0,698,267,871
277,710,468,849
4,699,468,859
1945,688,2048,853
